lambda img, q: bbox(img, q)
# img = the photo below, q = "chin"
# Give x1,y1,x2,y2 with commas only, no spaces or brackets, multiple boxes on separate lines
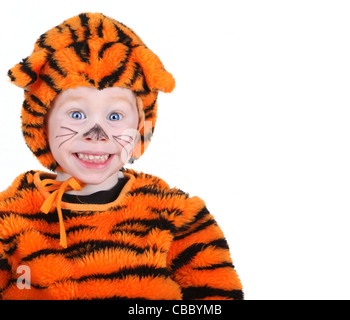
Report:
77,171,119,185
56,155,124,187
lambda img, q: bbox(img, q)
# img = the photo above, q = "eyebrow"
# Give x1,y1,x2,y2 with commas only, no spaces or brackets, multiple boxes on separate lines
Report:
108,97,137,109
55,95,137,109
55,96,85,106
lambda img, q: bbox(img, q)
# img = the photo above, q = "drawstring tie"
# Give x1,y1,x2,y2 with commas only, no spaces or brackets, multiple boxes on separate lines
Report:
40,177,84,248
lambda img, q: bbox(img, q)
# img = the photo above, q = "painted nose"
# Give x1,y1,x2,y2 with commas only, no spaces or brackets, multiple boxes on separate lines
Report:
83,124,109,142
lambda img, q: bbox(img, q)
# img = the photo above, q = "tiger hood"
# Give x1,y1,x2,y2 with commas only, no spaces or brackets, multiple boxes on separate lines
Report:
8,12,175,171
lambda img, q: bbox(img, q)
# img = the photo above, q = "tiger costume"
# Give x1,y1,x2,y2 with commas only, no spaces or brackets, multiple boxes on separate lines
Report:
0,12,243,300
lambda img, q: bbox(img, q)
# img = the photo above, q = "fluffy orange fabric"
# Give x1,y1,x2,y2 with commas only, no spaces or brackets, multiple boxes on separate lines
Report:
0,169,243,300
8,13,175,170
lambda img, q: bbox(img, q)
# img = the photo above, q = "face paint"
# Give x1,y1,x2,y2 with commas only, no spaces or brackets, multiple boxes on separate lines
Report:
112,133,136,165
47,86,139,192
56,127,78,148
83,124,109,141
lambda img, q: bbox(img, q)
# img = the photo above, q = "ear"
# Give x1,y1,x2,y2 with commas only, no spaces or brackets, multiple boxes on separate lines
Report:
133,46,175,93
8,49,48,89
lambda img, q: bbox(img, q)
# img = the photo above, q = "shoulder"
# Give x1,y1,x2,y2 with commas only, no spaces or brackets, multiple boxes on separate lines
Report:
0,170,41,206
121,167,171,190
122,167,207,219
122,167,194,199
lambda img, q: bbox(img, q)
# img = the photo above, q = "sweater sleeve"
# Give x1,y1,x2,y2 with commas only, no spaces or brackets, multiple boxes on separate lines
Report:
167,195,244,300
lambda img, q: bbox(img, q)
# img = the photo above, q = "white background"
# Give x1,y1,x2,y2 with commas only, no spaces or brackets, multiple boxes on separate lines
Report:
0,0,349,300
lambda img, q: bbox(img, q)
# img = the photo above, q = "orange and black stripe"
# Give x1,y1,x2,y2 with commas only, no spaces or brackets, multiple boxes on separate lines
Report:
0,168,243,300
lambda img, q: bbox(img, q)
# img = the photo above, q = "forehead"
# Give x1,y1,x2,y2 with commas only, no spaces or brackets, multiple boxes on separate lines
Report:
51,86,137,109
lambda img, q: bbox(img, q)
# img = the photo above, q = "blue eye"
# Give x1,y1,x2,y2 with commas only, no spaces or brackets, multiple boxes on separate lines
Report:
70,111,85,120
108,112,123,121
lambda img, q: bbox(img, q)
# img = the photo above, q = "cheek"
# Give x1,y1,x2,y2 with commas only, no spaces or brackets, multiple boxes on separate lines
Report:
108,120,139,158
47,116,59,150
47,116,79,154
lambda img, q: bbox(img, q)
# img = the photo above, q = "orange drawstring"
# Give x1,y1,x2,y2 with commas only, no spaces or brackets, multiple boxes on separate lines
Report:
40,177,84,248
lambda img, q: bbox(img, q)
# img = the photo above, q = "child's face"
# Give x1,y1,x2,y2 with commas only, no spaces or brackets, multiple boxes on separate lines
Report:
47,86,139,186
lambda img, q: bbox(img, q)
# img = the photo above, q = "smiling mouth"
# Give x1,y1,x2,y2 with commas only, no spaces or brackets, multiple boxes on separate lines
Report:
75,153,111,164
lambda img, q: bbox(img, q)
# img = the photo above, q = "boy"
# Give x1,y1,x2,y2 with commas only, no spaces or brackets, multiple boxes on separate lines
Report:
0,12,243,300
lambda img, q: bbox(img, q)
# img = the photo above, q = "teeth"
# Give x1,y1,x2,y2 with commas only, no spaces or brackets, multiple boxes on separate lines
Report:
77,153,110,163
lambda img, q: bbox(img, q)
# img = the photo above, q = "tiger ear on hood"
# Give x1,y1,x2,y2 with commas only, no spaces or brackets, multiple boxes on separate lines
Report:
133,46,175,93
7,49,48,90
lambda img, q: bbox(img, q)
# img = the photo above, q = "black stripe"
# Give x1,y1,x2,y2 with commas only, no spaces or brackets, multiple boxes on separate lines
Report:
68,41,91,64
0,234,17,245
128,185,188,199
174,218,217,241
75,265,169,282
79,13,91,40
5,266,169,293
48,162,58,172
134,75,151,97
18,210,79,223
0,224,95,245
193,262,235,270
65,240,149,260
21,240,151,262
63,14,91,66
56,25,63,33
148,206,184,217
7,278,47,290
19,248,63,262
0,212,11,220
117,21,143,43
97,19,104,37
111,228,150,238
170,239,230,272
19,58,38,86
42,225,96,240
144,99,156,115
176,207,210,233
39,74,61,94
81,73,95,86
132,69,152,97
182,285,244,300
98,41,118,59
22,130,34,138
7,69,16,82
113,22,133,46
98,47,132,89
66,225,96,234
30,94,48,111
143,72,151,93
48,55,67,77
128,61,143,87
17,171,36,191
110,217,176,235
22,100,46,118
23,122,42,129
66,23,78,42
36,32,55,53
0,258,11,272
4,242,17,256
33,145,51,157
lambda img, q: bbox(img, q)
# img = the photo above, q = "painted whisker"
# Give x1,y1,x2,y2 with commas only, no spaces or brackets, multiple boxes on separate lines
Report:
56,126,78,148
